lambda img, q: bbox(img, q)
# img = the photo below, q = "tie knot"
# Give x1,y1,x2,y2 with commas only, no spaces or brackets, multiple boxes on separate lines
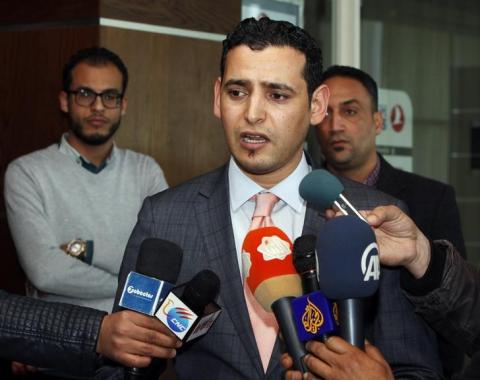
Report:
253,192,279,218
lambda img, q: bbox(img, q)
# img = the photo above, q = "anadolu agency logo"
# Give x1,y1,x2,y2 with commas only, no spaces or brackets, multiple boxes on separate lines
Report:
361,242,380,282
161,299,195,333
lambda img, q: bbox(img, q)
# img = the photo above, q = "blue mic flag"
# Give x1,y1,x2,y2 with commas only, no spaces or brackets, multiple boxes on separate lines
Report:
119,272,174,315
290,290,338,342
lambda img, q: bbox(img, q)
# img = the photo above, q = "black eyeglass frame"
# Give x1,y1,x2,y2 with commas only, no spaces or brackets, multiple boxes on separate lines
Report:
67,87,124,109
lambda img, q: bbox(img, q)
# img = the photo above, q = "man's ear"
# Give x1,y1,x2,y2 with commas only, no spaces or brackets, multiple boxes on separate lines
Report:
59,91,69,113
213,77,222,119
121,95,128,116
310,84,330,125
373,111,383,135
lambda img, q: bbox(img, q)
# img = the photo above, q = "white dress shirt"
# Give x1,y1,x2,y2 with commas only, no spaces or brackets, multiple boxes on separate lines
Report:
228,153,311,277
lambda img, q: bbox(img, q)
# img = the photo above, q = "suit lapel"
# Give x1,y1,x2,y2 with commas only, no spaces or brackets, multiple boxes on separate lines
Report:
194,166,264,376
376,154,405,198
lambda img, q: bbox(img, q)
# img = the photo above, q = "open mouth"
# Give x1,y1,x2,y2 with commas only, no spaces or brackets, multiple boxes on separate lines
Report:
242,133,268,144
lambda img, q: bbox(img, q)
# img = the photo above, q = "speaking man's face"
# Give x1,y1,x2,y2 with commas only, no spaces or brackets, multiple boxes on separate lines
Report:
214,45,328,187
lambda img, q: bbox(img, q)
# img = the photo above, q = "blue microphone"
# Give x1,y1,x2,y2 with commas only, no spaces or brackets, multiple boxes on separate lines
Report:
316,216,380,349
299,169,367,221
120,238,183,380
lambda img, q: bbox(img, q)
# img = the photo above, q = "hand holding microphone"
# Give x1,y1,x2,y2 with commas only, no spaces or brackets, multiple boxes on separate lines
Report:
281,337,394,380
118,238,184,379
96,309,181,369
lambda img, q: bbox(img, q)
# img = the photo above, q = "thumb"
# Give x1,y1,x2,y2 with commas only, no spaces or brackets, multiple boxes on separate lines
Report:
364,340,387,362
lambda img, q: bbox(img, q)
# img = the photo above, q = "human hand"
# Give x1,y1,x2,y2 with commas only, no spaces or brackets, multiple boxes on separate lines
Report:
282,337,394,380
96,310,182,368
11,361,37,376
362,205,431,278
327,205,430,278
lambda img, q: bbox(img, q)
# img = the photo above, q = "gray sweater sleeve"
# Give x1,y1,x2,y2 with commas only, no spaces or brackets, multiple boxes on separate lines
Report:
4,161,118,300
0,290,105,376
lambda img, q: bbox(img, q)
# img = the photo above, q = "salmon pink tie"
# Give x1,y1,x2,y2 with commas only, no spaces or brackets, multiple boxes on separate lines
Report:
243,192,279,373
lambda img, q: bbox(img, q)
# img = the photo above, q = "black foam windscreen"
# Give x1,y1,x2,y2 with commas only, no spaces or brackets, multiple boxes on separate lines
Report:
136,238,183,283
299,169,344,209
182,269,220,315
293,234,317,274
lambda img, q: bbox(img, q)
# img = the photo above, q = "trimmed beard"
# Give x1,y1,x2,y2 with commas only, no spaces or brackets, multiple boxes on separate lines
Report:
68,115,121,146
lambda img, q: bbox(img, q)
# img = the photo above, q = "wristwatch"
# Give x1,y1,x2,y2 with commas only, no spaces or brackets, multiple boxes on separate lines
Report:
66,239,87,260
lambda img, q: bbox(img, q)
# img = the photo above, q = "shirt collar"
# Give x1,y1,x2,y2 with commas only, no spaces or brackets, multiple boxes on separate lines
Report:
363,153,381,187
58,133,116,173
228,152,311,213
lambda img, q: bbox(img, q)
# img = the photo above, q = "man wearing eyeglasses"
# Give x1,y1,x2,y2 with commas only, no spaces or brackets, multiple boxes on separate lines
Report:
4,47,168,317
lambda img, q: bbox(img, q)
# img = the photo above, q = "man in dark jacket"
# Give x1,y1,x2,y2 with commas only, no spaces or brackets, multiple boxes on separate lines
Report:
314,65,467,377
0,291,180,377
282,205,479,380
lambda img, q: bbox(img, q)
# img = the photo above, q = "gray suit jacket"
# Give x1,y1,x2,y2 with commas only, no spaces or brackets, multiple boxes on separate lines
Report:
108,164,443,379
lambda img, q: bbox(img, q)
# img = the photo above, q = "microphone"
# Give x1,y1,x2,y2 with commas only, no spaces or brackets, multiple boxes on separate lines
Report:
316,216,380,349
120,238,183,380
292,235,338,342
156,269,222,342
299,169,367,222
242,226,302,312
242,226,304,371
293,235,320,293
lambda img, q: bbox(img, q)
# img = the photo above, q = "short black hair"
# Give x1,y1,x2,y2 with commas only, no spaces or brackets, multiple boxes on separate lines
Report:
62,47,128,93
220,17,323,100
321,65,378,111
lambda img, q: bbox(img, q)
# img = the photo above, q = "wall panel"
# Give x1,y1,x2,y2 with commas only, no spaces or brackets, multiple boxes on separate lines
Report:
101,26,229,186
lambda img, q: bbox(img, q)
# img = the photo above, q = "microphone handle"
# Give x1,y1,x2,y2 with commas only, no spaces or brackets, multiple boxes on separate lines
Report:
338,298,364,349
301,272,320,293
124,367,146,379
124,357,167,379
271,297,308,373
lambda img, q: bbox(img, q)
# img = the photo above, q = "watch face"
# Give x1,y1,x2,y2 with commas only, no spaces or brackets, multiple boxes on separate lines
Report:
69,241,84,257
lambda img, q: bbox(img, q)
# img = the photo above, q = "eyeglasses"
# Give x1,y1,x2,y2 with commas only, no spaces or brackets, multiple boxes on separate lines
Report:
67,87,123,109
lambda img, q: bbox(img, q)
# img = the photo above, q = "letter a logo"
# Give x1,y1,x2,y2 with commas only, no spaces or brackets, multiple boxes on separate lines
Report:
361,242,380,281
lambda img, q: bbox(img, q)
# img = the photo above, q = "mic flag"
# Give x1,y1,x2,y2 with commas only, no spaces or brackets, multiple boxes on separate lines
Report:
242,226,302,312
119,272,174,315
155,270,222,342
290,291,339,342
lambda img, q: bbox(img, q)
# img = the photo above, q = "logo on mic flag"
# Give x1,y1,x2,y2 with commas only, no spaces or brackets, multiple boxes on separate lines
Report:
156,292,198,339
119,272,173,315
302,297,324,334
291,291,338,342
242,226,302,311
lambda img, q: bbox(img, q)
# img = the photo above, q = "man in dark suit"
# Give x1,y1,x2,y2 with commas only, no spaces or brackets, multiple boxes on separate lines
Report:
315,64,466,378
106,18,443,379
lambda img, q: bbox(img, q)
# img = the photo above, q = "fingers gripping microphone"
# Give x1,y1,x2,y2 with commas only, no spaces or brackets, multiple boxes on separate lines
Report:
120,238,183,380
316,216,380,349
299,169,367,222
